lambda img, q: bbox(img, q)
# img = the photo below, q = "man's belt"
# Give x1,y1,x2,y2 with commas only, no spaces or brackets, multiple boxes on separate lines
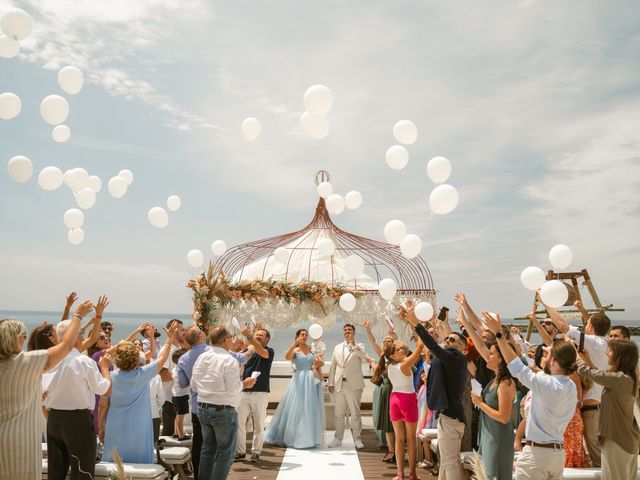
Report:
525,441,563,449
580,404,600,412
198,402,234,411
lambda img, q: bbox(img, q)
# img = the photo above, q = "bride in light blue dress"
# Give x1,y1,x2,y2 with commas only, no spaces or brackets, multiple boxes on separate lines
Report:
265,328,325,449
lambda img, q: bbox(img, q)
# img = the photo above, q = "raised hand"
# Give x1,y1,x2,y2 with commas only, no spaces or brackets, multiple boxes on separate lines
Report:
98,354,112,370
481,312,502,334
66,291,78,308
363,319,370,330
95,295,109,317
74,300,94,318
454,292,468,307
240,326,252,338
163,321,178,340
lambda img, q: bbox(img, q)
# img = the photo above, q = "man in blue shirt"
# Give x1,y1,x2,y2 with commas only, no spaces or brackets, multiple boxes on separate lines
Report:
177,326,209,480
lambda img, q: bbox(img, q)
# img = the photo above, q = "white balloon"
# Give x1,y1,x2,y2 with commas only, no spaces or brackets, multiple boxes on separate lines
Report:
549,244,573,270
63,208,84,229
384,219,407,245
167,195,181,211
148,207,169,229
344,255,365,278
7,155,32,183
57,66,84,95
65,168,89,192
345,191,363,210
211,240,227,257
414,302,434,321
67,228,84,245
40,95,69,125
0,8,32,40
38,166,64,190
317,181,333,198
241,117,261,141
326,194,345,215
87,175,102,192
107,176,128,198
0,35,19,58
308,323,324,340
300,111,330,139
0,92,21,119
187,249,204,268
274,247,290,264
400,234,422,259
52,125,71,143
339,293,356,312
378,278,397,301
74,187,96,210
118,169,134,186
429,184,459,215
385,145,409,170
303,85,333,117
520,266,546,291
317,238,336,257
393,120,418,145
540,280,568,308
427,156,452,184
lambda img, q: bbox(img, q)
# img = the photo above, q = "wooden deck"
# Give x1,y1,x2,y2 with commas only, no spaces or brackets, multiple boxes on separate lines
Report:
229,426,437,480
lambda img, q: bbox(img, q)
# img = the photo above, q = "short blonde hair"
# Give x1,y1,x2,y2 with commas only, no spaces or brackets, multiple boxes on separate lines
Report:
113,342,141,372
0,319,26,361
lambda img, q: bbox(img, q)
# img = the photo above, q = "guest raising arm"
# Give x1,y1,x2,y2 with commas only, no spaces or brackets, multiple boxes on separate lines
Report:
61,291,78,321
78,295,109,353
482,311,577,480
399,301,468,480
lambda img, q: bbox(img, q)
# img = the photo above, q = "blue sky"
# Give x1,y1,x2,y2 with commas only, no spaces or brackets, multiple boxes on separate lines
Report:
1,0,639,320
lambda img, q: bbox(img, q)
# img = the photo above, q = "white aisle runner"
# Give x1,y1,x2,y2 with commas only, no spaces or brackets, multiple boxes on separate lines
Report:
275,430,365,480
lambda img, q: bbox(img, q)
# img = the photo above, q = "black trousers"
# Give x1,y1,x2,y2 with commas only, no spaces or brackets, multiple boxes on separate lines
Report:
162,400,176,436
153,417,161,443
191,412,203,480
47,409,96,480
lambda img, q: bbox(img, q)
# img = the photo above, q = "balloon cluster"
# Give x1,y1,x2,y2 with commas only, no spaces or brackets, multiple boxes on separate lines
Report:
383,219,422,260
316,181,363,215
0,8,32,59
520,244,574,308
300,85,332,139
186,239,228,268
385,120,418,170
147,192,182,230
427,156,459,215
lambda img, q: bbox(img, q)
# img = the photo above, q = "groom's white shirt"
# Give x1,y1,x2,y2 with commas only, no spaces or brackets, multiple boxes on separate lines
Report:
328,340,365,392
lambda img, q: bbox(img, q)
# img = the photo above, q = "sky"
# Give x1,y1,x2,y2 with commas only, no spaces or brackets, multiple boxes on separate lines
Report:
0,0,639,321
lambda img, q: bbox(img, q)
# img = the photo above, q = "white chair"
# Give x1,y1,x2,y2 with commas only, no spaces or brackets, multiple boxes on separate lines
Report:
42,459,169,479
158,447,191,480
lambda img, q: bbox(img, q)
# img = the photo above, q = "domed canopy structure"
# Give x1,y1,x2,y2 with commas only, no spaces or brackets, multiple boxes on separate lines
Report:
191,171,436,334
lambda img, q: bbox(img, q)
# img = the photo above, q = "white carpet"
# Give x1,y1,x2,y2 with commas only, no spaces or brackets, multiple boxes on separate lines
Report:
275,430,364,480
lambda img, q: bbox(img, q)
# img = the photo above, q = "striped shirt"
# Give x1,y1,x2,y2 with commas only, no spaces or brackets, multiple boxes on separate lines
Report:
0,350,50,480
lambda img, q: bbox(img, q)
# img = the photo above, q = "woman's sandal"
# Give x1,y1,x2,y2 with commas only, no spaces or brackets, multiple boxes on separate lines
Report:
418,460,434,468
392,475,404,480
407,473,420,480
382,453,396,463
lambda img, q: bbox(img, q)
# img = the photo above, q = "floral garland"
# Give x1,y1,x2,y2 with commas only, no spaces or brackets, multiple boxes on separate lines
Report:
186,262,361,331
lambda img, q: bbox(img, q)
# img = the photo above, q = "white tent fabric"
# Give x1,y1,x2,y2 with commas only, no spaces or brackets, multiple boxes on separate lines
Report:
232,229,378,289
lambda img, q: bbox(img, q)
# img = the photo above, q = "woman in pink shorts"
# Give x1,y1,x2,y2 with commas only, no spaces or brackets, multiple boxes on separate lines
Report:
380,338,424,480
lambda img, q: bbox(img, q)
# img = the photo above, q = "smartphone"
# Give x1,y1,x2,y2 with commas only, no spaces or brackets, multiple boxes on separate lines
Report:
578,329,585,353
438,306,449,321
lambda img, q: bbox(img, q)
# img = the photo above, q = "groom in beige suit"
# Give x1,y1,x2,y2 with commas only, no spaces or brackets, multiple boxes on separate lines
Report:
328,323,365,448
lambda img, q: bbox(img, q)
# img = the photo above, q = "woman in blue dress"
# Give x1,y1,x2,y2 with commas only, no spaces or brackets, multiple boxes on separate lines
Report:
100,323,177,463
265,328,325,449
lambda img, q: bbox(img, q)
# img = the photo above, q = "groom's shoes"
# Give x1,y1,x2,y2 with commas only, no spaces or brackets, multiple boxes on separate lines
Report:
328,438,342,448
354,439,364,449
250,453,260,463
234,453,246,462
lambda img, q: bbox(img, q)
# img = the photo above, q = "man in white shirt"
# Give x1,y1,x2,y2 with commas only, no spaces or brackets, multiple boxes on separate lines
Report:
328,323,366,449
547,301,610,467
191,326,256,480
46,311,111,480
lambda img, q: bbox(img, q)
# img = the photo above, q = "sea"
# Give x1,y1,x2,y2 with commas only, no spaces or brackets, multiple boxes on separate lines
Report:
4,310,639,359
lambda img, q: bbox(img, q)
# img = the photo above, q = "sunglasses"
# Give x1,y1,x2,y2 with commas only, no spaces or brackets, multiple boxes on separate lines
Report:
99,335,109,340
542,321,556,327
445,336,460,344
102,327,113,332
